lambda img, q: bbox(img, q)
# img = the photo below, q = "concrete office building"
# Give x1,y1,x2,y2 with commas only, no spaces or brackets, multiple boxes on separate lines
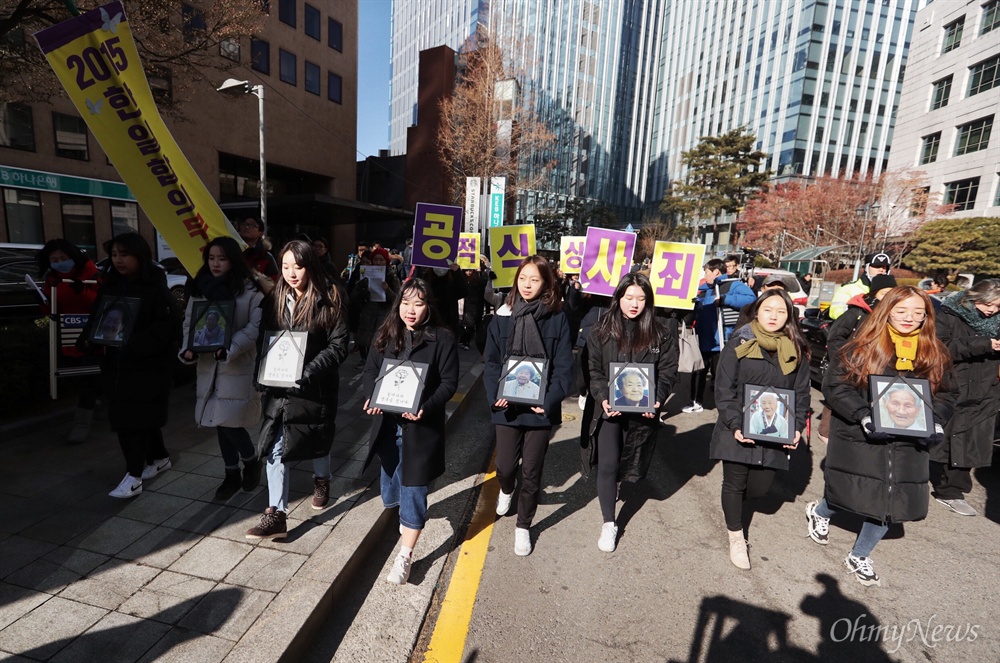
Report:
1,0,359,265
886,0,999,217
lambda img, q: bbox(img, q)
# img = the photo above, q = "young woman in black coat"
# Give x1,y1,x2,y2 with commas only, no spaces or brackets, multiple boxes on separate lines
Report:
483,256,574,556
710,290,810,570
808,286,957,587
245,240,349,541
586,273,678,552
361,278,459,585
80,233,179,499
931,279,1000,516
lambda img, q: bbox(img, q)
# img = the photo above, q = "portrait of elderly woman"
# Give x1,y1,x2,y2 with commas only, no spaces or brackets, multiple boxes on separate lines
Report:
875,383,928,433
747,391,789,438
502,362,541,400
613,367,650,408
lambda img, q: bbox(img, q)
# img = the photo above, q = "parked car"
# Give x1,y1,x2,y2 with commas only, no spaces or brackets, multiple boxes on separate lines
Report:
800,307,832,384
750,267,809,317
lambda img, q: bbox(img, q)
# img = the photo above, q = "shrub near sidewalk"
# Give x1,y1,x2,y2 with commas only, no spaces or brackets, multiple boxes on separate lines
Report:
0,317,51,421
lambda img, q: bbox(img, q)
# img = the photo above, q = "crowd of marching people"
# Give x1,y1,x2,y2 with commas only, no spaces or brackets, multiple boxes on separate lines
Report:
38,226,1000,588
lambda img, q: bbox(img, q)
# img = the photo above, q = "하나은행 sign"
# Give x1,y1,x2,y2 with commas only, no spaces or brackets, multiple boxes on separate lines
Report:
412,203,461,269
489,224,535,288
649,241,706,310
560,236,585,274
33,1,241,276
579,227,635,296
455,233,480,270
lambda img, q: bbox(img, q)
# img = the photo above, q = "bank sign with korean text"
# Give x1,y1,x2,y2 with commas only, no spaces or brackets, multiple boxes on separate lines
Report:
489,224,536,287
579,227,635,296
412,203,461,269
34,1,239,276
649,241,706,309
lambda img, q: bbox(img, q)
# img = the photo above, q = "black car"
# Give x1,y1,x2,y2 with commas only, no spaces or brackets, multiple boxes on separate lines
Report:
800,307,832,384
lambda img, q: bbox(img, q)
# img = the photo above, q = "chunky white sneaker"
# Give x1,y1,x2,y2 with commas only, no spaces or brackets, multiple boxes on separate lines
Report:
386,553,412,585
681,402,704,414
514,527,532,556
496,489,514,516
598,522,618,552
728,529,750,569
109,474,142,499
845,554,880,586
141,458,171,481
805,501,830,545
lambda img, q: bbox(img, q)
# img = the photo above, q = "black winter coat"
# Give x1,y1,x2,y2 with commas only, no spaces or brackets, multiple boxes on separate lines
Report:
484,305,574,428
933,307,1000,468
362,326,459,485
709,325,811,471
821,352,958,523
255,297,349,463
585,321,679,481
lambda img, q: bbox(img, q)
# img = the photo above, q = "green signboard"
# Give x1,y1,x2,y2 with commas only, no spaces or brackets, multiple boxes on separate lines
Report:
0,165,136,201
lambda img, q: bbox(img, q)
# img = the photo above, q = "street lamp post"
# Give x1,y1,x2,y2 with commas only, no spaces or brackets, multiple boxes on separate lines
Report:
852,202,879,281
217,79,266,230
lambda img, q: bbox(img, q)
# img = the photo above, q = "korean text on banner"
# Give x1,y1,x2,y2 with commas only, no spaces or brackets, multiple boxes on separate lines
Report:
559,236,585,274
489,224,535,288
464,177,481,234
649,241,706,310
412,202,461,269
456,233,480,269
33,2,240,276
579,227,635,296
489,176,506,227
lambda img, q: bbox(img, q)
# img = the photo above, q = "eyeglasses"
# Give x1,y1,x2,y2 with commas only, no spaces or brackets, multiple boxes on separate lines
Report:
889,309,926,321
239,222,260,230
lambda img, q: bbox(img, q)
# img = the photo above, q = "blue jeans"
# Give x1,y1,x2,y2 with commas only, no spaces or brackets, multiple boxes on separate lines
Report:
265,425,333,513
814,498,889,558
379,425,429,530
217,426,256,469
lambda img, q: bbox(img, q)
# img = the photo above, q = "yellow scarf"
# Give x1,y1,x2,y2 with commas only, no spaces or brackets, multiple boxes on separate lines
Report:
887,326,919,371
734,321,799,375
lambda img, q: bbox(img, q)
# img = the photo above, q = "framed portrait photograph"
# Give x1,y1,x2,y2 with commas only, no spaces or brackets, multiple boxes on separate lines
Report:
370,359,429,414
257,330,308,388
188,300,235,352
499,356,547,406
742,385,796,445
609,362,656,413
88,296,140,347
869,375,933,438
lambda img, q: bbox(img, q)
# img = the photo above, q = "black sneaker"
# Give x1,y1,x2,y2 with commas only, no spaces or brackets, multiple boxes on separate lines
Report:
805,501,830,545
312,477,330,510
844,554,880,586
245,507,287,540
241,457,263,492
214,469,242,501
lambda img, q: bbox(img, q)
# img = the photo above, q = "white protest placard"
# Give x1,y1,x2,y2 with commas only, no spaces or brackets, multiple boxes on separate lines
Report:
362,265,387,302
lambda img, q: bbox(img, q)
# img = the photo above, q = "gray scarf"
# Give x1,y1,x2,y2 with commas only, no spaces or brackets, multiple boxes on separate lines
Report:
506,297,547,358
941,291,1000,338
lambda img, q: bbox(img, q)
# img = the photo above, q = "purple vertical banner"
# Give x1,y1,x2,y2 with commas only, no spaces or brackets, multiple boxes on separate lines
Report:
579,227,636,296
412,203,462,269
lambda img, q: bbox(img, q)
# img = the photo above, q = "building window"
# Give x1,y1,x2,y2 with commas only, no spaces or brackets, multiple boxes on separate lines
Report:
955,116,994,156
279,0,295,27
305,61,320,95
995,173,1000,207
111,201,138,237
52,112,88,160
305,4,320,40
982,0,999,34
968,55,999,96
279,49,296,85
930,76,952,110
182,4,206,43
328,71,342,103
251,39,270,75
0,103,35,151
945,177,980,211
220,38,240,62
3,189,44,244
61,196,96,255
920,132,941,165
942,17,964,53
328,18,343,51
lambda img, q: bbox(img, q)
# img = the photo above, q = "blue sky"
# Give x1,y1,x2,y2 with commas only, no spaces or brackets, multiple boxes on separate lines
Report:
357,0,391,159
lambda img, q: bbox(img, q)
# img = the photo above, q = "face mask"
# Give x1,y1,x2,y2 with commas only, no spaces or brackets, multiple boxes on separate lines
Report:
51,259,75,273
432,267,448,277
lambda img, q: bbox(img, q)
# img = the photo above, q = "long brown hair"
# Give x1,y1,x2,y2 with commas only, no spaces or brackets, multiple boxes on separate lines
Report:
504,255,562,312
839,286,951,393
265,240,343,332
594,272,659,354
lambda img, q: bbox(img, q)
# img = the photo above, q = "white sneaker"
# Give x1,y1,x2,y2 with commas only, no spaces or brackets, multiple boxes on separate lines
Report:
681,402,704,413
578,395,587,410
141,457,171,480
598,522,618,552
514,527,532,556
496,489,514,516
386,552,412,585
109,474,142,499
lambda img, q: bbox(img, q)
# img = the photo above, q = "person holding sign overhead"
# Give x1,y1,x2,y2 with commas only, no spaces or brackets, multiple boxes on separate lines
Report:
484,256,574,556
361,278,458,585
246,240,349,541
586,273,678,552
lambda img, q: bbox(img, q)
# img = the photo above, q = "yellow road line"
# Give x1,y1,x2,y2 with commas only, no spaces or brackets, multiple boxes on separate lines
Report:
423,457,499,663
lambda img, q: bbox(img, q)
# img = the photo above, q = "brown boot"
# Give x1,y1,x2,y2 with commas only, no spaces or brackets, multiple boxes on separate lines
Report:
245,507,287,540
312,477,330,510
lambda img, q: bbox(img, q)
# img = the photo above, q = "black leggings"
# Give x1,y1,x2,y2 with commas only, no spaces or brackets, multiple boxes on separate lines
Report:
721,461,776,532
597,419,624,522
495,425,551,529
690,351,720,403
118,428,168,478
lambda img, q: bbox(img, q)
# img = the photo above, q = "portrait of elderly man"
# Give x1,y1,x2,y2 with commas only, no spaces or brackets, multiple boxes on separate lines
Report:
747,391,789,438
503,364,541,400
878,384,926,432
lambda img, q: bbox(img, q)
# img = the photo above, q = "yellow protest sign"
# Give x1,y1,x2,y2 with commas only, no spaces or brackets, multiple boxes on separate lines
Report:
456,233,480,269
649,242,707,309
489,224,535,288
34,1,240,275
559,236,585,274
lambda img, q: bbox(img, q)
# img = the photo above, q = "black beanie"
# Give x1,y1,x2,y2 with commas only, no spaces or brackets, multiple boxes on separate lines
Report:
869,274,897,293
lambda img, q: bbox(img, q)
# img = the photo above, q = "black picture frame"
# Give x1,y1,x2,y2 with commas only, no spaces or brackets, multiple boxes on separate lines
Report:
88,296,140,347
370,359,429,414
742,384,796,445
188,300,235,352
869,375,933,438
609,361,656,413
257,330,308,388
499,356,547,406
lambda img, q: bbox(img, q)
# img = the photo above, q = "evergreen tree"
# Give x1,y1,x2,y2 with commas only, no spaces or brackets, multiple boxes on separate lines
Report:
906,217,1000,276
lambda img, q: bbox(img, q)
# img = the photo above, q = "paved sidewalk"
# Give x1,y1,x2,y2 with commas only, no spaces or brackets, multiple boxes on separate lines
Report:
0,348,484,662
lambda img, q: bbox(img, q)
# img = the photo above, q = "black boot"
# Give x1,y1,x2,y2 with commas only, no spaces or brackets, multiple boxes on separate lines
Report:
215,469,242,500
241,457,263,492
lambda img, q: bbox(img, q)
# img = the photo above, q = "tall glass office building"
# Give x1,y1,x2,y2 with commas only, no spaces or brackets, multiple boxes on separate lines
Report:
389,0,926,235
